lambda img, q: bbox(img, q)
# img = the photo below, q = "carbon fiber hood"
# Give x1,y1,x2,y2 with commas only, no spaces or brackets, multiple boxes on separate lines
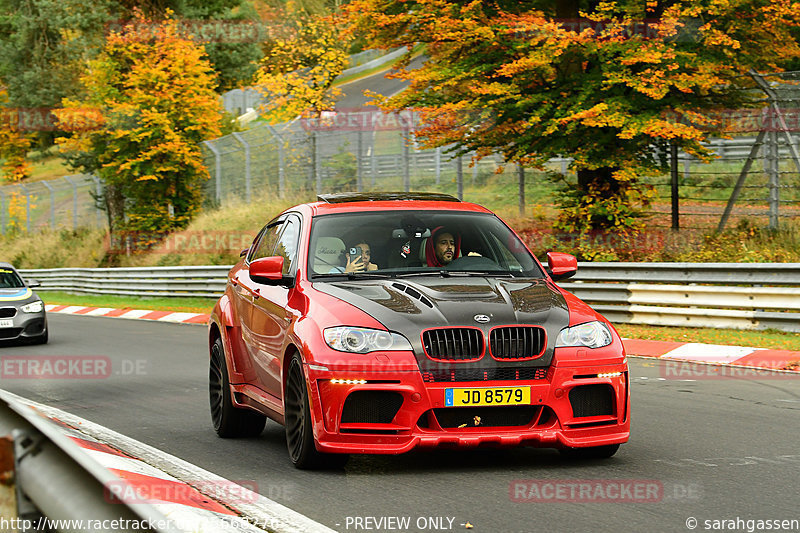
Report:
315,276,569,369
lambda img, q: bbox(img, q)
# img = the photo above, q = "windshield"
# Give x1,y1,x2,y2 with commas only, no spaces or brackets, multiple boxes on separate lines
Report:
0,268,25,289
308,210,544,279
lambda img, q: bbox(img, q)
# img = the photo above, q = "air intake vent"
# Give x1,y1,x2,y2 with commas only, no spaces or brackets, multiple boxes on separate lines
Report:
341,391,404,424
489,326,545,360
0,307,16,318
422,328,484,361
569,384,614,417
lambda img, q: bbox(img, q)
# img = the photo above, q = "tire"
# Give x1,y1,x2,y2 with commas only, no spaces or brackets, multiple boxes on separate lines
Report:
209,336,266,438
31,328,48,345
284,353,348,469
559,443,620,460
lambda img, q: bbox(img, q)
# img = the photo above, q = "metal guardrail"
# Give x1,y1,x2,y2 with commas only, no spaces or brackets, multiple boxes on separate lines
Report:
0,390,175,532
18,262,800,332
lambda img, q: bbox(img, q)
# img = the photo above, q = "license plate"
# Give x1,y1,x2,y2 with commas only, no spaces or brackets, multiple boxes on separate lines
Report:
445,386,530,407
0,319,13,328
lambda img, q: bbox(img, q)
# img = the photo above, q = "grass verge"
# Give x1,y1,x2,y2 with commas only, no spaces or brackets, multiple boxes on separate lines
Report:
39,291,216,315
616,324,800,352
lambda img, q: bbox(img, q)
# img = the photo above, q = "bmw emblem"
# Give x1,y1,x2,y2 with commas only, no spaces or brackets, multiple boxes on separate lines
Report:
473,314,491,324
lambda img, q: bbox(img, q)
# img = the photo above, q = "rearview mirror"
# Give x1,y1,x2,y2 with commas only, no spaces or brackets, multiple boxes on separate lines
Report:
546,252,577,281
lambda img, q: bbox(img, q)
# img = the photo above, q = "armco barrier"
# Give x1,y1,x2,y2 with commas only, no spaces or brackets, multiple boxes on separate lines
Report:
0,390,175,532
19,262,800,332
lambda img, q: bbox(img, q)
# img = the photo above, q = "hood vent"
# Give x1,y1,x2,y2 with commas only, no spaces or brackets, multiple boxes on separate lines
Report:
391,282,434,308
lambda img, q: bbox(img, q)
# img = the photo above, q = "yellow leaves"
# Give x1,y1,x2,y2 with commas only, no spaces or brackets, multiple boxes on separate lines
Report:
558,103,626,130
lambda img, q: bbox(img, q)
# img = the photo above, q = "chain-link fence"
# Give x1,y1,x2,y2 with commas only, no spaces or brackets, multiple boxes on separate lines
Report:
203,72,800,232
0,174,106,235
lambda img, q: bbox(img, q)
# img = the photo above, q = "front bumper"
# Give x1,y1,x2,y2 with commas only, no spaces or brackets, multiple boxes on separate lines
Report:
304,360,630,455
0,309,47,342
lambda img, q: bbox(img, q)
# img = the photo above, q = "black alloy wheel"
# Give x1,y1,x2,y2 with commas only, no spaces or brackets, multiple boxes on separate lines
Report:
209,336,266,438
284,353,348,469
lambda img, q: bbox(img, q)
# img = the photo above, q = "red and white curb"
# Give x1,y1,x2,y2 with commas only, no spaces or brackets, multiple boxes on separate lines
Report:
44,304,209,325
10,391,335,533
44,304,800,372
624,339,800,372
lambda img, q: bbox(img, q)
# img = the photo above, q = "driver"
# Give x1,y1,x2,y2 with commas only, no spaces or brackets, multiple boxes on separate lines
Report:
425,226,460,267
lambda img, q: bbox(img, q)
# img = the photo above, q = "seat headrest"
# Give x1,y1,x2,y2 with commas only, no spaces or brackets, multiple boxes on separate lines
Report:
312,237,345,274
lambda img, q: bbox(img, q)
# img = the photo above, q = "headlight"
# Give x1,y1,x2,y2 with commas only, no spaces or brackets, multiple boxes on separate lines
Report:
21,300,43,313
323,327,412,354
556,321,612,349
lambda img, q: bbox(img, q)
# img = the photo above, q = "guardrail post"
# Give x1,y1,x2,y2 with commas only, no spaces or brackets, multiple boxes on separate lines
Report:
232,132,251,203
63,176,78,230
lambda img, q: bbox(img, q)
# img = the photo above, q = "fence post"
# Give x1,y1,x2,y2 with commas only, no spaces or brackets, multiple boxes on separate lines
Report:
517,164,525,217
42,181,55,229
232,132,251,202
456,155,463,200
435,146,441,185
264,125,285,198
202,140,222,204
314,131,322,195
370,130,377,186
768,130,780,229
670,141,680,231
63,176,78,230
19,184,30,233
91,175,103,228
472,154,478,184
357,131,363,192
402,134,410,192
0,190,4,235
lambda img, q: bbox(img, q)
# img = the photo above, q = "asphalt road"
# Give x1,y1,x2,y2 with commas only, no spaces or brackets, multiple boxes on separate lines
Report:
2,313,800,533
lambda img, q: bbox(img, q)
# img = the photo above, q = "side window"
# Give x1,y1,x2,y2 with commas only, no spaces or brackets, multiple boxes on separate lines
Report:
249,219,284,262
274,217,300,275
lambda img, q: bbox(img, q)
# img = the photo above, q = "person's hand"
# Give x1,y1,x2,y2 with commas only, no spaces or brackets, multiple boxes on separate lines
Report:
344,255,365,273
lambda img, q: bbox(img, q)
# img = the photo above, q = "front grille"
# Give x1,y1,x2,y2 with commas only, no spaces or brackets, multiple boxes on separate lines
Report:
0,307,16,318
490,326,545,360
433,406,540,428
569,384,614,417
421,367,548,383
422,328,484,361
0,328,22,340
340,390,404,424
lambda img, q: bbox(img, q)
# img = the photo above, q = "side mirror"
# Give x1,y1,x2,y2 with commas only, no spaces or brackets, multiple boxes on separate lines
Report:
249,256,285,284
546,252,577,281
240,247,250,257
26,279,41,288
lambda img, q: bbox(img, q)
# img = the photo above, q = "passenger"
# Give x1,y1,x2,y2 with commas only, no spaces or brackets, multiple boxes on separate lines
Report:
354,241,379,271
425,226,460,267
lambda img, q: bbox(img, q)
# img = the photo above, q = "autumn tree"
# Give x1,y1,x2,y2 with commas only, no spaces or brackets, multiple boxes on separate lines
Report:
54,14,222,236
254,9,349,122
345,0,800,233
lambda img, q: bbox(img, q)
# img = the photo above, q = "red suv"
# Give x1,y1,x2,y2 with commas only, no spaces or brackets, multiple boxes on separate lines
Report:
208,193,630,468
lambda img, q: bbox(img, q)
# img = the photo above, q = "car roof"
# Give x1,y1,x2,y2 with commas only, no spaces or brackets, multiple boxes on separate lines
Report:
0,262,16,270
302,192,492,216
